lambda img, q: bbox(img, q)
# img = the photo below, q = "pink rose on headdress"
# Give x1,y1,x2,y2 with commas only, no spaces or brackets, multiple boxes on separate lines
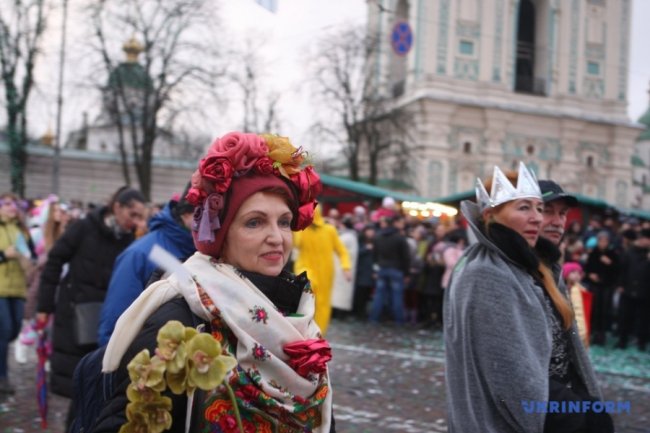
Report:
283,338,332,378
200,157,233,194
190,170,202,189
294,201,317,230
185,187,204,206
254,156,274,175
209,132,268,172
290,165,322,204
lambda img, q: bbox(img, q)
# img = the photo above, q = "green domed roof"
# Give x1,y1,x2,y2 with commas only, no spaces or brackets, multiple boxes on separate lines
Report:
107,62,153,91
638,102,650,142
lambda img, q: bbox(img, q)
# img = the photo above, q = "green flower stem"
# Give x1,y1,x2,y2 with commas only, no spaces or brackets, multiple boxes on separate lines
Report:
224,380,244,433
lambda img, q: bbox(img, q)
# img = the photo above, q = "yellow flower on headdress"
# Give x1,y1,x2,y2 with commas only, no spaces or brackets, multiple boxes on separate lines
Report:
261,134,305,177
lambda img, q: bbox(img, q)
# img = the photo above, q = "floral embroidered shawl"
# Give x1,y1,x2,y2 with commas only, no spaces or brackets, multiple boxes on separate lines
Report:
103,251,332,433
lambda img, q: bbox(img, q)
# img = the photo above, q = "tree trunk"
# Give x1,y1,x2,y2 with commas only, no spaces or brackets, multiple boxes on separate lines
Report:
7,117,27,197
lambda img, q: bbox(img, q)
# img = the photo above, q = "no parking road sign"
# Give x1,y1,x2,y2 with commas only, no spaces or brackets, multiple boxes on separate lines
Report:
391,21,413,56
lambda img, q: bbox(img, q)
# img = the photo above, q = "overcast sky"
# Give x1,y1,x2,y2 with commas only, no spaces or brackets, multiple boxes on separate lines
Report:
23,0,650,149
223,0,650,124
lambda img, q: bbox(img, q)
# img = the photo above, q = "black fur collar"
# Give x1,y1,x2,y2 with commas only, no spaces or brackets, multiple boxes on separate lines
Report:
238,270,305,315
535,235,562,266
486,222,540,274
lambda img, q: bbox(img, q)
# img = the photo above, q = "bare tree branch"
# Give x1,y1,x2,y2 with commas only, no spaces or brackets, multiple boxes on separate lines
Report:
0,0,47,195
84,0,225,199
310,25,420,187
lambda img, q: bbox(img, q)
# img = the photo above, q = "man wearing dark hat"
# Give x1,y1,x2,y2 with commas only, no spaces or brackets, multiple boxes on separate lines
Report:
538,180,578,246
535,180,614,432
614,228,650,350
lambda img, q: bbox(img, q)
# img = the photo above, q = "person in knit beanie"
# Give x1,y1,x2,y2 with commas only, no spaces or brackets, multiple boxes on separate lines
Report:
562,261,584,285
96,132,335,433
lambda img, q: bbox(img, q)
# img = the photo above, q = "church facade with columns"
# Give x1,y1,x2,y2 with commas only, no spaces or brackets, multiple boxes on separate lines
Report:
368,0,641,209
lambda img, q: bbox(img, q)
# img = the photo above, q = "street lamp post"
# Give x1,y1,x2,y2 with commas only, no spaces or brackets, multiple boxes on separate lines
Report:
52,0,69,195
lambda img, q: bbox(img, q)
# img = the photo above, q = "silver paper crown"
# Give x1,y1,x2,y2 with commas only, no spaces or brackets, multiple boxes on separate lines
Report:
475,161,542,210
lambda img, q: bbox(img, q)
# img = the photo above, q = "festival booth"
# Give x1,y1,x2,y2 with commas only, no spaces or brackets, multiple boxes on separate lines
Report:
318,174,458,220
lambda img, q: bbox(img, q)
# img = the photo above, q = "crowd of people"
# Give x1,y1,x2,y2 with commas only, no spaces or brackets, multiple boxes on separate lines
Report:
0,133,648,432
323,188,650,353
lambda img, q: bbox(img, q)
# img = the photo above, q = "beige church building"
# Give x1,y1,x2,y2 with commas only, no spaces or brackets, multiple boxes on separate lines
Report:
368,0,643,209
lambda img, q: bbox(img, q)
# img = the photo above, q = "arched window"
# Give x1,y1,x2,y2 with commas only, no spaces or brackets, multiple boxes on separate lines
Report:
515,0,536,93
586,155,594,168
463,141,472,154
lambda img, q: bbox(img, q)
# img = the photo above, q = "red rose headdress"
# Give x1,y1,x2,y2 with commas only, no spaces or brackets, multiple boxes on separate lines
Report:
186,132,322,252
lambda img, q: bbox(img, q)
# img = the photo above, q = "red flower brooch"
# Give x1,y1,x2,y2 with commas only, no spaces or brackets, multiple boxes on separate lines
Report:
283,338,332,378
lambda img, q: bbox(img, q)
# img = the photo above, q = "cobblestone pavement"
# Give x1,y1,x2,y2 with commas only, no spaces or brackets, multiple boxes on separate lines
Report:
1,318,649,432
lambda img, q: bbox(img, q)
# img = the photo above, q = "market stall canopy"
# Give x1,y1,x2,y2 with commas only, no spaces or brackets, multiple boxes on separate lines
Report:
319,174,457,217
433,189,649,221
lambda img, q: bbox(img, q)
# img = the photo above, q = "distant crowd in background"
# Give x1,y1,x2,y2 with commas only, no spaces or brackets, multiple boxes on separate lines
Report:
5,191,650,347
321,197,650,353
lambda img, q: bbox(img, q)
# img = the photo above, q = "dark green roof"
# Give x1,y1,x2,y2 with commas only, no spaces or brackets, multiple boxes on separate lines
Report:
108,62,153,91
320,174,432,203
632,155,646,167
433,190,474,204
637,106,650,142
618,207,650,220
432,189,613,209
355,177,414,191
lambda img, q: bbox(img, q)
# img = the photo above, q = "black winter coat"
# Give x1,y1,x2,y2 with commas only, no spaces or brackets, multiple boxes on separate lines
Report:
37,207,134,397
92,298,202,433
372,227,410,273
584,247,619,288
617,245,650,300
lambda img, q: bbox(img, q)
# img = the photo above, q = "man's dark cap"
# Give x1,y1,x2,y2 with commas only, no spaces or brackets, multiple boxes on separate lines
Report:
539,180,578,207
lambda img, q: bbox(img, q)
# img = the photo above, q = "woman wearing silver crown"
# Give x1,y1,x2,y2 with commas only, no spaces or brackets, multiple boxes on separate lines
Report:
443,162,613,433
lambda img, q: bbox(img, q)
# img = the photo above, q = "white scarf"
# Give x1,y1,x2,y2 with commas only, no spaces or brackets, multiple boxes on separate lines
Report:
103,251,332,432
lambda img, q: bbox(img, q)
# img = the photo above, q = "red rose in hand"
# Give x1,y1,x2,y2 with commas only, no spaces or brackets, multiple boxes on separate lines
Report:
283,338,332,378
200,157,233,193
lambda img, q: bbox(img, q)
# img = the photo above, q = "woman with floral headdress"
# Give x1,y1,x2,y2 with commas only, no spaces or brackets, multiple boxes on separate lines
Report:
94,132,333,433
443,163,612,433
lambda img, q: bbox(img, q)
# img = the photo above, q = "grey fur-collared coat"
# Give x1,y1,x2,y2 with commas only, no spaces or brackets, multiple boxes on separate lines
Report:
443,201,601,433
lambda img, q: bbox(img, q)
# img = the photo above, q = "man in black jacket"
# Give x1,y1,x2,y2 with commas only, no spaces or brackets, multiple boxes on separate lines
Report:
615,228,650,350
368,215,410,324
538,180,614,433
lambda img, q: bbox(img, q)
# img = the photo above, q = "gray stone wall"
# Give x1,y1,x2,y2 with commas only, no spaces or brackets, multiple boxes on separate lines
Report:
0,143,196,204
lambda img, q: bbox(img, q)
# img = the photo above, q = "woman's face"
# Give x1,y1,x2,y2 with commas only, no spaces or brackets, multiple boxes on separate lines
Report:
51,203,66,223
0,196,18,220
221,191,293,276
113,200,146,232
487,198,544,247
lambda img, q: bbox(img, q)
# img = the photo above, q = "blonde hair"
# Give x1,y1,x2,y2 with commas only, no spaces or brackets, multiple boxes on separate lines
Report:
482,171,574,329
43,202,68,253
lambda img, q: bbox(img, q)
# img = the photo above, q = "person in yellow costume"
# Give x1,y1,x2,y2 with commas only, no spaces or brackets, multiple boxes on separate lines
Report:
294,206,351,334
